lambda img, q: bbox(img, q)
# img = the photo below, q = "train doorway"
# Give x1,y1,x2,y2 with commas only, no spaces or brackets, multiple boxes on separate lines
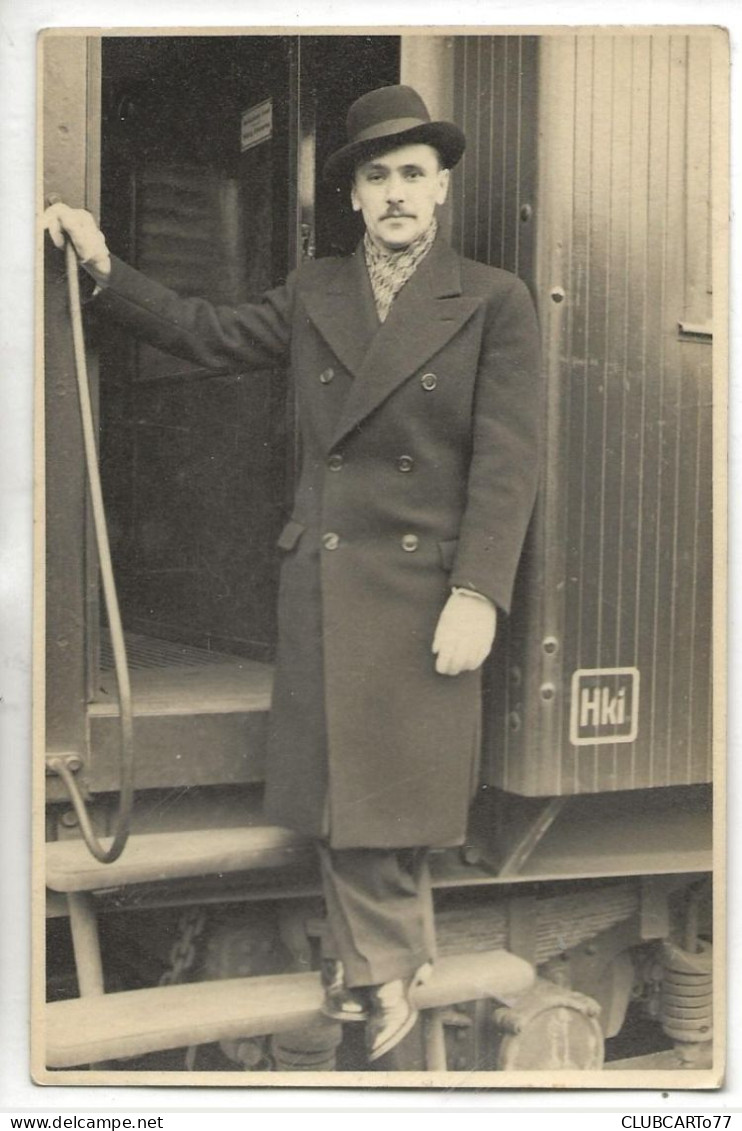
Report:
45,34,400,797
97,35,400,663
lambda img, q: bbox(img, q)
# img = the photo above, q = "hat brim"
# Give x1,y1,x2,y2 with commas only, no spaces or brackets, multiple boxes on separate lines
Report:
323,121,466,185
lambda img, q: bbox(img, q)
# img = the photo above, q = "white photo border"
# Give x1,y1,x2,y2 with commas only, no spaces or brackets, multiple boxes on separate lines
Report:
3,0,739,1112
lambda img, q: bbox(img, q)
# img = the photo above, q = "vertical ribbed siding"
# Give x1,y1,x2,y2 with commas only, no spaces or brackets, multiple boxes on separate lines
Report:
456,34,715,795
452,36,537,286
558,34,714,792
451,36,540,790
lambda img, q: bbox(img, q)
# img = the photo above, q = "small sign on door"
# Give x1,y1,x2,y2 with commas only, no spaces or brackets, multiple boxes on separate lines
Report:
241,99,273,152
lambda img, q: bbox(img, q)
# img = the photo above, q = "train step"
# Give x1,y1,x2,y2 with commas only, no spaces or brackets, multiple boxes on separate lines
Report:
44,949,535,1068
46,825,312,892
84,647,274,794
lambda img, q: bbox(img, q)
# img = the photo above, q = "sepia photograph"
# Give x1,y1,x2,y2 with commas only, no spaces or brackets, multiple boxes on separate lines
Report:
33,25,726,1089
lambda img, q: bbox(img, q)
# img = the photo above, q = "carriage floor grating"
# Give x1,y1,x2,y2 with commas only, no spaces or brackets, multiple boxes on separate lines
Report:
99,630,242,671
93,631,274,715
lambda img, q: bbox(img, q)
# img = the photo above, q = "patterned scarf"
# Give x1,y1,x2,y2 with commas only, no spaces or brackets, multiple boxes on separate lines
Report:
364,219,438,323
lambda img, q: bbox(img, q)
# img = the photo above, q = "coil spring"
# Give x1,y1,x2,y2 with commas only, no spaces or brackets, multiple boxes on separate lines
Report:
660,940,713,1046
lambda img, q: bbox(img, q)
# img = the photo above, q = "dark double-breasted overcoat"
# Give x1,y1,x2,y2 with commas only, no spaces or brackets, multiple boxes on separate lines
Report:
97,234,541,849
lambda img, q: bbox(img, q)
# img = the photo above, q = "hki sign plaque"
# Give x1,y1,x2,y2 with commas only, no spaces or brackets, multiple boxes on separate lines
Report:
569,668,640,746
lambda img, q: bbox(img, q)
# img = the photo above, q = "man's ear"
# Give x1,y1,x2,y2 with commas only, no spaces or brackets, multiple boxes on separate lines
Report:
435,168,450,207
350,183,361,213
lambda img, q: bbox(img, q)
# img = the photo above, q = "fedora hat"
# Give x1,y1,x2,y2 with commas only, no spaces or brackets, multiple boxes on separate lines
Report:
323,85,466,184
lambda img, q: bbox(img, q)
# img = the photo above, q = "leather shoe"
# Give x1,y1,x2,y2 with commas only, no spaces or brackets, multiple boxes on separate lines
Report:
319,959,368,1023
366,962,433,1062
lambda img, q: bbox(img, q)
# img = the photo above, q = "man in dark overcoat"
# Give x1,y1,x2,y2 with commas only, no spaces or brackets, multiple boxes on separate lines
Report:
45,84,542,1062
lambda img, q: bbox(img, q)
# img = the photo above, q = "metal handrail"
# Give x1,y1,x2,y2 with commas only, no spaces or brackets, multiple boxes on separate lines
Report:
46,231,134,863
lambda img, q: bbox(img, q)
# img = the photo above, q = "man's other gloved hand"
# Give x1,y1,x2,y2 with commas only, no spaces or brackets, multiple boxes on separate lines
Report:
432,589,498,676
44,203,112,285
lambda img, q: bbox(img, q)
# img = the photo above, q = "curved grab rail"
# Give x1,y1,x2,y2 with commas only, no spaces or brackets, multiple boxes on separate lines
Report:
47,230,134,863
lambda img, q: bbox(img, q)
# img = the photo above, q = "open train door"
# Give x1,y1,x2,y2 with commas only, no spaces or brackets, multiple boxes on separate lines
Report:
43,34,103,795
43,34,400,825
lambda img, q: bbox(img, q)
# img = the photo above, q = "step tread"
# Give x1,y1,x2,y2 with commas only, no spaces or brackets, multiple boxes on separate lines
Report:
45,950,535,1068
89,660,273,717
46,826,311,892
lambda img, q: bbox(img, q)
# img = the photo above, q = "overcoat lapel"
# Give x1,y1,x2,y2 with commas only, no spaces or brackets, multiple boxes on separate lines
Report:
300,249,379,379
328,240,481,449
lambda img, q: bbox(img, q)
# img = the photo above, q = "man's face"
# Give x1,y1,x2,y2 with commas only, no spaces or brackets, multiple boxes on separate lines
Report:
351,143,450,252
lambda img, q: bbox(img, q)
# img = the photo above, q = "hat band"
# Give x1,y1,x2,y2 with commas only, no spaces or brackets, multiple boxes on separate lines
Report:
352,117,429,145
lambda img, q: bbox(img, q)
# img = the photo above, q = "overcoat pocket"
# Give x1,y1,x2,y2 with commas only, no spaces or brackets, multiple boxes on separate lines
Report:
438,538,459,571
277,519,306,551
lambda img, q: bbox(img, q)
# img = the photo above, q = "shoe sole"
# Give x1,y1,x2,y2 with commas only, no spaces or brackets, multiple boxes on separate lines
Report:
367,1007,419,1062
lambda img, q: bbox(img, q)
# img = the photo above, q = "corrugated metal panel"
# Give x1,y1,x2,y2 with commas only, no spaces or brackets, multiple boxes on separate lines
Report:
455,34,715,794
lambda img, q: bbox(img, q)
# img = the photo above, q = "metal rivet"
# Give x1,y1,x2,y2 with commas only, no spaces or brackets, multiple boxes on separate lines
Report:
397,455,414,473
401,534,419,552
520,203,533,222
543,637,559,655
319,367,335,384
550,287,566,304
541,684,555,701
327,453,343,471
421,373,437,391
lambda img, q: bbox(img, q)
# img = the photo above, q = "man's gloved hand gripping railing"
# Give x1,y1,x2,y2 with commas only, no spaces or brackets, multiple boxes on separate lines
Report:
45,197,133,864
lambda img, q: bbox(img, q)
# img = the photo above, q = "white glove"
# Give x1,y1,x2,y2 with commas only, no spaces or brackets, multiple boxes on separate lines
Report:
432,589,497,676
44,202,112,284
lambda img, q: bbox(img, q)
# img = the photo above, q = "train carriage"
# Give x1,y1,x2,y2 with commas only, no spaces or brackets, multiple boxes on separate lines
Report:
39,29,722,1079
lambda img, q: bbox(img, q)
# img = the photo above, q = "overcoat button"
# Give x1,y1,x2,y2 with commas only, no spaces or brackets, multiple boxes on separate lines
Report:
327,453,344,471
323,533,340,550
320,367,335,384
421,372,437,391
401,534,419,552
397,455,414,472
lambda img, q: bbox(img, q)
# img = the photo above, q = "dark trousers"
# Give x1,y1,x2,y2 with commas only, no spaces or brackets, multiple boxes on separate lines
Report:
317,844,436,988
